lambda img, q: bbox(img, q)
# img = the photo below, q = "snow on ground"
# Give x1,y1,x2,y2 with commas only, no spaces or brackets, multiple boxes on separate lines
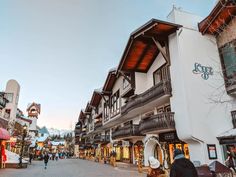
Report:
6,150,27,164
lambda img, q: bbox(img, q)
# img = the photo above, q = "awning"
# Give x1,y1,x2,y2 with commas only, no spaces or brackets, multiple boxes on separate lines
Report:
0,128,10,140
217,128,236,144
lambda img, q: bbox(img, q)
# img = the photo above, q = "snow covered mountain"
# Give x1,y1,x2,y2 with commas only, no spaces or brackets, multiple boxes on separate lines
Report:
47,128,73,137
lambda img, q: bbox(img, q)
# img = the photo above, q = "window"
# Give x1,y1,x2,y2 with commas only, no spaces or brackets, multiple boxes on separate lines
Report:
123,74,131,89
219,39,236,87
110,90,120,117
104,100,109,122
4,109,11,119
153,69,162,86
4,93,13,103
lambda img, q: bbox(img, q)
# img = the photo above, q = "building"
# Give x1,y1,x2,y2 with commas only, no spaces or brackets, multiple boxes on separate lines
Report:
0,80,20,168
75,4,236,168
27,102,41,138
199,0,236,163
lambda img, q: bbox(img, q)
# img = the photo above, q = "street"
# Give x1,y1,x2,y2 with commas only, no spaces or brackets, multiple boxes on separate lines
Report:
0,159,146,177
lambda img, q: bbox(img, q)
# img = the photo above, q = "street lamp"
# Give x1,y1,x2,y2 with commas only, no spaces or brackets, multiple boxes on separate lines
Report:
19,124,27,168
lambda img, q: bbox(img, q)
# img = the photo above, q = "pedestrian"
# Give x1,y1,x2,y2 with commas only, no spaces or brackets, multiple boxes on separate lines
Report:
43,152,49,169
29,152,33,164
170,148,198,177
55,152,59,161
225,149,236,173
147,156,167,177
1,145,7,169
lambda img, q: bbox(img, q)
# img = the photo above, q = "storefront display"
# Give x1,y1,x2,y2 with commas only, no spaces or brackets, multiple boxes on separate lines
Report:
134,141,144,165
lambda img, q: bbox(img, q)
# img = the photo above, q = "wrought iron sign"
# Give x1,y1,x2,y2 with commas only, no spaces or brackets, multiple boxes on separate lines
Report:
192,63,213,80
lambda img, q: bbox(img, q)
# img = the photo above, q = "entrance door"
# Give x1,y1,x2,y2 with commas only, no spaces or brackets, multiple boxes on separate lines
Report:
168,143,190,163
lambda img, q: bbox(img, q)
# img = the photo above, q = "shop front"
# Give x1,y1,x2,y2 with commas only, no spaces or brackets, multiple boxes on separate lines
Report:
133,141,144,166
144,131,190,168
113,141,132,163
218,134,236,162
0,128,10,169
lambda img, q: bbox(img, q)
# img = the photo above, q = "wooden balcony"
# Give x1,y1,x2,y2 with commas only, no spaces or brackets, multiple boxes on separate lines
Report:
139,112,175,134
93,134,110,144
94,121,102,130
112,124,143,140
121,80,172,116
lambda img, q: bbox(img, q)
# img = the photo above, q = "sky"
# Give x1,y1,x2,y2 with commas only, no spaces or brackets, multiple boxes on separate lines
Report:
0,0,215,130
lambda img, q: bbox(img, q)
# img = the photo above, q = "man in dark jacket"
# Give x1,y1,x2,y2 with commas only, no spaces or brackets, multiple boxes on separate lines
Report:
170,149,198,177
43,152,49,169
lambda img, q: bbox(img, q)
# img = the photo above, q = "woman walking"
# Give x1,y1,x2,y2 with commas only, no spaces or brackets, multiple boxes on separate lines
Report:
147,156,167,177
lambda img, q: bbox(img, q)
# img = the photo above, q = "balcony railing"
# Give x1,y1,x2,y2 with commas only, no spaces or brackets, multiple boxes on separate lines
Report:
94,121,102,130
0,94,8,109
94,135,110,143
112,124,143,140
121,80,172,115
139,112,175,134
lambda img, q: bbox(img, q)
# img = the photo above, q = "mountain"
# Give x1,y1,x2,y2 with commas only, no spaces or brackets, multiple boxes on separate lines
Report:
47,128,73,137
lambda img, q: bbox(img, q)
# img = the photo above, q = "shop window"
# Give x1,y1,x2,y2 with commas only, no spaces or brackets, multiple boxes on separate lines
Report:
219,39,236,87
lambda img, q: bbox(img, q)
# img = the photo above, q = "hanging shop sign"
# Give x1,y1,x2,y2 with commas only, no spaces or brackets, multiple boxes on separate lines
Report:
192,63,213,80
159,131,179,142
207,144,217,159
122,140,130,147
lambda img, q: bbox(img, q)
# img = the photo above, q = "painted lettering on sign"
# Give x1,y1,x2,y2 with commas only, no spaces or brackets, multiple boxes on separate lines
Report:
192,63,213,80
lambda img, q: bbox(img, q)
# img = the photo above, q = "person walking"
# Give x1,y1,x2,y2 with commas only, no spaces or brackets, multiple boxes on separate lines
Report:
147,156,167,177
55,152,59,161
29,152,33,164
43,152,49,169
170,149,198,177
225,149,236,173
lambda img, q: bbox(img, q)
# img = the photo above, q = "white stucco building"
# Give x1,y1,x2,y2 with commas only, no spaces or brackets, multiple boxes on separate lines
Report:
75,4,236,168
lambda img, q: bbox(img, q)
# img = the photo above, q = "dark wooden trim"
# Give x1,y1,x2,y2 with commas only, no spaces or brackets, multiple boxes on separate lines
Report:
134,44,152,70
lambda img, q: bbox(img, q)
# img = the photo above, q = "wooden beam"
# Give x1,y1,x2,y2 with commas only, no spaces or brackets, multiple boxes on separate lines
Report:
118,71,132,85
134,44,151,70
151,37,170,64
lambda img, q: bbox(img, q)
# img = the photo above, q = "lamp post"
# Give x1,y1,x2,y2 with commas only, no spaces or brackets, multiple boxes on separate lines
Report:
19,124,27,168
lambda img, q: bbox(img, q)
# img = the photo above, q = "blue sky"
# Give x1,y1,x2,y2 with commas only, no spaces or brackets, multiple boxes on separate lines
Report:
0,0,215,129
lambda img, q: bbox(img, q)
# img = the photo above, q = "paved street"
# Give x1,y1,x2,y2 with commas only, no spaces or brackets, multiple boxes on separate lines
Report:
0,159,146,177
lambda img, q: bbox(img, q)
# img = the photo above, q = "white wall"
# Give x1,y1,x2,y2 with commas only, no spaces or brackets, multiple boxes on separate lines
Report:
169,26,233,165
167,8,203,30
134,53,166,95
4,80,20,123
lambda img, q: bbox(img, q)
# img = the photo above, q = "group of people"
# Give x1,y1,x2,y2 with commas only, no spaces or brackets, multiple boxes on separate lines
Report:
147,149,198,177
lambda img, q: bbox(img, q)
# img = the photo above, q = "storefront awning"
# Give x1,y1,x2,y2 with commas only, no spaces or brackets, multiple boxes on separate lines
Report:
217,128,236,144
0,128,10,140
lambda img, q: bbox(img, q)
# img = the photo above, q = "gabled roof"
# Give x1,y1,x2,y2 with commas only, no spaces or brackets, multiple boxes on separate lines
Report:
39,126,49,135
84,102,92,113
117,19,181,73
27,102,41,114
90,88,102,107
199,0,236,35
102,68,117,93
